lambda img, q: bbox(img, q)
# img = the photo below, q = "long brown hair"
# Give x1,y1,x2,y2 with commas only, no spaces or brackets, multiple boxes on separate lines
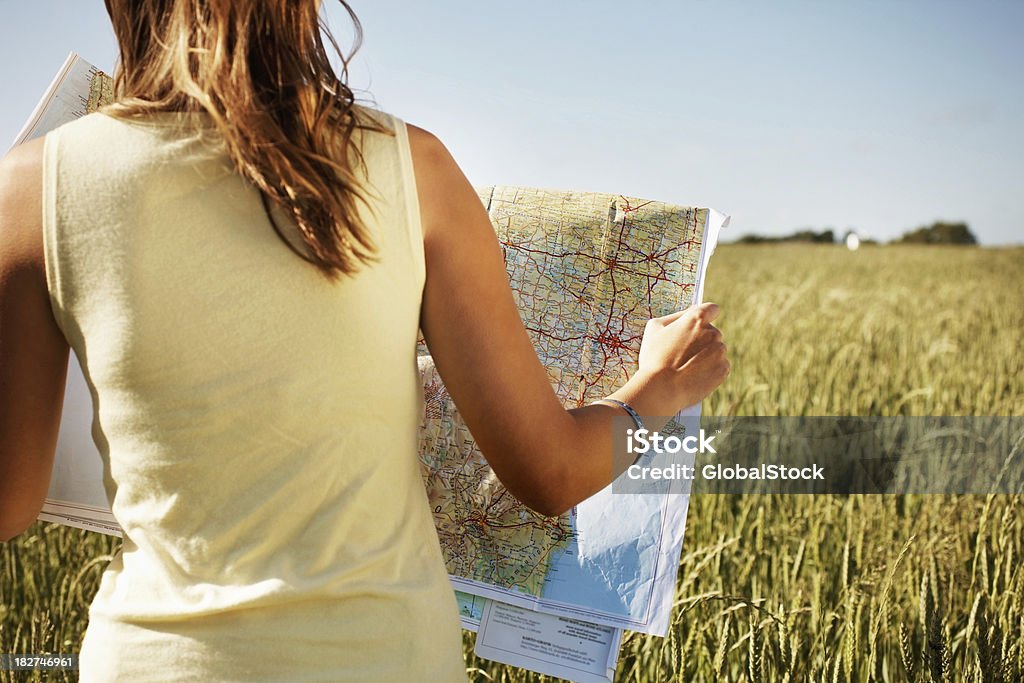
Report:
102,0,389,279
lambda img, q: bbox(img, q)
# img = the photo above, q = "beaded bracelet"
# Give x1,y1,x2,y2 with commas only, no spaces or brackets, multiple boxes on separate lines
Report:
591,398,645,432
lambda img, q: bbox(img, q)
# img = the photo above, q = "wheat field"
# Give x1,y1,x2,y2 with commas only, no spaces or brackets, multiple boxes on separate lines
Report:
2,244,1022,682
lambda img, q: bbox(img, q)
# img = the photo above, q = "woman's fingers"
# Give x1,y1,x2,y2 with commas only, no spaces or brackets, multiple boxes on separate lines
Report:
690,338,729,373
639,303,726,374
691,301,721,325
677,338,731,400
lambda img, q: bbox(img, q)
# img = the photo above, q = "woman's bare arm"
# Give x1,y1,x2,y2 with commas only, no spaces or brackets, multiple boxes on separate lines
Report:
0,138,70,541
410,125,729,516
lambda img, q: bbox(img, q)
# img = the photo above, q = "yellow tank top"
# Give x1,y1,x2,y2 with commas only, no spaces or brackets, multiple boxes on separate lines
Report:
42,108,466,681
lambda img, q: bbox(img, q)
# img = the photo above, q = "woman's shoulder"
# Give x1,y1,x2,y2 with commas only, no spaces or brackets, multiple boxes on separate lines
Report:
349,105,468,244
0,136,45,274
405,123,468,233
1,134,45,173
405,122,445,158
351,103,442,152
399,119,492,254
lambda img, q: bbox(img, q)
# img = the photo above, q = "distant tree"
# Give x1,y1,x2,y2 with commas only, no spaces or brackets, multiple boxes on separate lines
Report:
897,221,977,245
792,229,835,243
736,229,836,244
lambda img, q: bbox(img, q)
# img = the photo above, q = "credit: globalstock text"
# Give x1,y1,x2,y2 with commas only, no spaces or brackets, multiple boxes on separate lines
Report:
625,428,826,481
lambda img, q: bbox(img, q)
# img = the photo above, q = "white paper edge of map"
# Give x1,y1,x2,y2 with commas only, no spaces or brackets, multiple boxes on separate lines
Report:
43,352,121,537
474,600,623,683
11,52,81,148
693,208,730,305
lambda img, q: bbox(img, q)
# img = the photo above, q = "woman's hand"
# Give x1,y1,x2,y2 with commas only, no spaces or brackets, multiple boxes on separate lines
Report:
599,302,729,436
637,302,730,411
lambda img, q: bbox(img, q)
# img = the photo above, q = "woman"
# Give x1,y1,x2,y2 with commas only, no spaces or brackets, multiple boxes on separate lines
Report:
0,1,729,680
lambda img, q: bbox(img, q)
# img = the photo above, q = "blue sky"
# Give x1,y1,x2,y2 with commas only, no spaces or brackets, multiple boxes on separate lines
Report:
2,0,1021,244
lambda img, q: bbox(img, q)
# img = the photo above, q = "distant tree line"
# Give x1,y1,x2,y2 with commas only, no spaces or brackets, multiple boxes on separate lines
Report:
736,229,836,244
894,221,977,245
735,221,977,245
